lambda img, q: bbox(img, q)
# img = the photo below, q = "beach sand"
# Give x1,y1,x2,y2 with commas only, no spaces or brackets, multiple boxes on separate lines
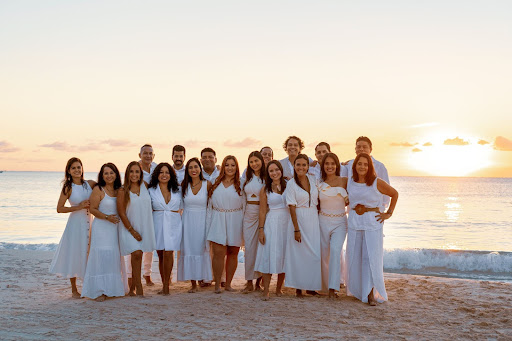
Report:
0,249,510,340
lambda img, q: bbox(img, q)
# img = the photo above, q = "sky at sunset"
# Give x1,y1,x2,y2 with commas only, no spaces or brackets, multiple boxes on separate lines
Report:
1,1,511,177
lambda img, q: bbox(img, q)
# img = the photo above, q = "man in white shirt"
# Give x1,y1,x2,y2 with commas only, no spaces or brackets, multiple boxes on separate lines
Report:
342,136,390,209
308,142,330,180
172,145,186,184
200,147,220,183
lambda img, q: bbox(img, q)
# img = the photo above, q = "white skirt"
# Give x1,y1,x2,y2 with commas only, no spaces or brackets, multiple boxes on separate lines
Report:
207,210,244,247
243,204,260,280
254,208,289,275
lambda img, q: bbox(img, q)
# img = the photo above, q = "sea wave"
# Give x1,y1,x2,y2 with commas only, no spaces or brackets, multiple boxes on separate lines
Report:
0,242,58,251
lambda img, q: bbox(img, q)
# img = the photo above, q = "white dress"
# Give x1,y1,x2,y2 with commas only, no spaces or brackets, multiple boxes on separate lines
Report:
82,190,128,299
207,183,244,247
50,182,93,279
177,181,212,281
346,177,387,303
318,181,348,291
242,176,264,280
149,185,182,251
119,185,156,256
254,189,289,275
284,175,322,290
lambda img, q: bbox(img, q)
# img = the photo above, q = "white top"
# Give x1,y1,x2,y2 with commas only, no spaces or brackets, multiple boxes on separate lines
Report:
267,189,287,210
173,166,185,185
318,181,348,214
242,176,264,202
285,174,319,208
183,181,208,212
308,163,322,180
280,156,314,180
142,162,157,184
346,177,382,231
148,184,183,250
202,167,220,184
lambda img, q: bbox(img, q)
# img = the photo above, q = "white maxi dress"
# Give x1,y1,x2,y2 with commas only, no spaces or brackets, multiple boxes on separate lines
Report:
82,190,128,299
284,175,322,290
254,189,289,275
242,176,264,280
149,185,182,251
346,177,388,303
50,182,93,279
318,182,348,292
177,181,212,281
119,184,156,256
207,184,244,247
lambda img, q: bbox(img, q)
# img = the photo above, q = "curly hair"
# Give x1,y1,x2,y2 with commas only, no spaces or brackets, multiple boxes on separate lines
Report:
282,136,305,152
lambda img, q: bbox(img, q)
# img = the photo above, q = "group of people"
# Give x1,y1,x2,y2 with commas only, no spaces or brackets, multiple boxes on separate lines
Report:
50,136,398,306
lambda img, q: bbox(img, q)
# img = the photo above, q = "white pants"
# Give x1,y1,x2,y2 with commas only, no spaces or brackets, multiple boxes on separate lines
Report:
319,216,347,291
125,251,153,278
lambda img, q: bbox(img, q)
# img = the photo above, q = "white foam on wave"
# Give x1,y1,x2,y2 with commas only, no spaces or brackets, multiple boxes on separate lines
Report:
384,248,512,273
0,242,58,251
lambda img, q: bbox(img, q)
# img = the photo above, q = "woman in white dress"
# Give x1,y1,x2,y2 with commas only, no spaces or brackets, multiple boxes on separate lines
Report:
178,158,213,292
284,154,322,297
117,161,156,297
340,153,398,306
318,153,349,299
254,160,289,300
50,157,96,298
148,162,182,295
207,155,244,294
82,163,128,301
241,151,266,293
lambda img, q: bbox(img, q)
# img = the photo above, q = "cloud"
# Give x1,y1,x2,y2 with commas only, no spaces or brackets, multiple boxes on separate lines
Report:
493,136,512,151
40,141,104,152
443,137,469,146
412,148,422,152
478,139,490,145
423,142,432,147
0,141,21,153
410,122,439,129
40,141,73,151
101,139,136,148
223,138,261,148
390,142,417,147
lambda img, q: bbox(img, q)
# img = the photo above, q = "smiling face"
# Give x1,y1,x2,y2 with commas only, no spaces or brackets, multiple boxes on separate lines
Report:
68,161,83,179
315,145,330,162
201,152,216,171
158,166,171,184
355,156,369,178
286,138,300,157
103,166,117,185
249,155,262,173
187,160,201,179
139,146,155,166
129,164,141,184
294,157,309,177
224,158,237,177
322,156,337,176
260,148,273,165
355,141,372,156
267,163,282,182
173,151,185,169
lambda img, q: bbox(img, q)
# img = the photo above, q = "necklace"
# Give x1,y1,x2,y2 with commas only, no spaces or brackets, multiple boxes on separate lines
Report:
191,181,201,188
272,183,281,193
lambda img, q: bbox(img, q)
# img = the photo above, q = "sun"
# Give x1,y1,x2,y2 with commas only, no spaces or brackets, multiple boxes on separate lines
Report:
408,142,492,177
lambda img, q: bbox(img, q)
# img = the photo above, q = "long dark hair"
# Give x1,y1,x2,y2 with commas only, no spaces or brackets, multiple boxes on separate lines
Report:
264,160,286,194
293,154,310,193
243,151,266,191
181,158,204,198
149,162,179,193
62,157,85,195
352,153,376,186
97,163,122,190
123,161,143,206
321,153,341,181
208,155,242,198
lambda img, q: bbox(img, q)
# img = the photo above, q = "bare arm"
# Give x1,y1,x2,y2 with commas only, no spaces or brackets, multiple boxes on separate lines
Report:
89,187,120,224
376,179,398,223
258,188,267,245
87,180,97,189
117,189,142,241
289,205,301,243
56,188,89,213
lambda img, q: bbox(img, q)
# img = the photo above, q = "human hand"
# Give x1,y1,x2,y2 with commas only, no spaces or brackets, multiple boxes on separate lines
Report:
131,229,142,241
375,212,392,223
79,200,90,209
294,231,301,243
258,230,266,245
106,215,120,224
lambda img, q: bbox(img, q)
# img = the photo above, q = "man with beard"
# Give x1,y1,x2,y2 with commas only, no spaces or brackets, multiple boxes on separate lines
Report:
309,142,330,180
200,147,220,183
172,145,186,184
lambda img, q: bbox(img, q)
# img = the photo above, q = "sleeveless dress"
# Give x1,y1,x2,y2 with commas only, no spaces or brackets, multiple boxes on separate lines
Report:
82,189,128,299
241,176,264,280
284,175,322,290
119,184,156,256
50,182,93,279
207,184,244,247
345,177,387,303
254,189,289,275
148,185,182,251
318,181,348,291
177,181,212,281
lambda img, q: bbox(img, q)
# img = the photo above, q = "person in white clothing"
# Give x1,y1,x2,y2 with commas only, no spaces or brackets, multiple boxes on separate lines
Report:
255,160,289,300
279,136,305,180
308,142,330,180
117,161,156,297
178,158,213,292
172,145,186,185
242,146,273,179
51,157,96,298
148,162,182,295
207,155,244,293
284,154,322,297
340,153,398,306
200,147,220,183
241,151,266,293
317,153,349,299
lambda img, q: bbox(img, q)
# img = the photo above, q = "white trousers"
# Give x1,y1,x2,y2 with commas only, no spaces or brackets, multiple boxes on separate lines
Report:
319,215,347,292
125,251,153,278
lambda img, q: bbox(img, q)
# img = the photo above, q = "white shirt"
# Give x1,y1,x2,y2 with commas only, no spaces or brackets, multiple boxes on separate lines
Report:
173,166,185,185
308,163,322,180
142,162,157,184
279,156,314,180
202,167,220,184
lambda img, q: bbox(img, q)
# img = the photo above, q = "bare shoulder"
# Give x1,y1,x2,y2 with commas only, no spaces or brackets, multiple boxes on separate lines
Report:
87,180,97,188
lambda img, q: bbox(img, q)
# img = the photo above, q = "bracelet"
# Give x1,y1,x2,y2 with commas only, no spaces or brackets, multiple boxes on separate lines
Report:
258,226,264,229
105,214,109,220
127,226,134,231
294,230,300,233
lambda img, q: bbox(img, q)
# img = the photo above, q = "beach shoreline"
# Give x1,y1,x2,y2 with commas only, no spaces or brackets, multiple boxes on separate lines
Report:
1,249,511,340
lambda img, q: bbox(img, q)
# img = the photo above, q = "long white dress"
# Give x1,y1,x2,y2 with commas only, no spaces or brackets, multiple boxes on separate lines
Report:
242,176,264,280
207,184,244,247
50,182,93,279
284,175,322,290
177,181,212,281
318,182,348,291
254,189,289,275
346,177,387,303
82,190,128,299
119,185,156,256
149,185,182,251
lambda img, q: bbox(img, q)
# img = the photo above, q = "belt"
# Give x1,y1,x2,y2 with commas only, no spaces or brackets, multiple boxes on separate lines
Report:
247,201,260,205
319,211,346,218
154,210,180,213
212,206,243,212
354,204,380,215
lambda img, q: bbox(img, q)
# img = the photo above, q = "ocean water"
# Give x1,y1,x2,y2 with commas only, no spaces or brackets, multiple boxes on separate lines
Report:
0,172,511,282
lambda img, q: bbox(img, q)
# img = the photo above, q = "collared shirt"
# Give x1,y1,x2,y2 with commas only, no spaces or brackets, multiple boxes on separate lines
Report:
308,163,322,180
173,166,185,185
279,156,314,180
142,162,158,184
202,167,220,184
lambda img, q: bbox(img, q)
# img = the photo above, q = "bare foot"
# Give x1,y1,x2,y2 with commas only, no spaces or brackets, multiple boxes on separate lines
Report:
128,291,136,296
275,290,283,297
214,287,222,294
72,291,81,299
225,286,236,292
157,290,164,295
296,289,304,298
95,295,106,302
254,285,263,292
328,289,339,300
144,276,155,286
188,287,198,293
241,282,254,294
368,292,377,306
220,281,226,288
261,295,270,301
199,280,211,288
306,290,320,296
